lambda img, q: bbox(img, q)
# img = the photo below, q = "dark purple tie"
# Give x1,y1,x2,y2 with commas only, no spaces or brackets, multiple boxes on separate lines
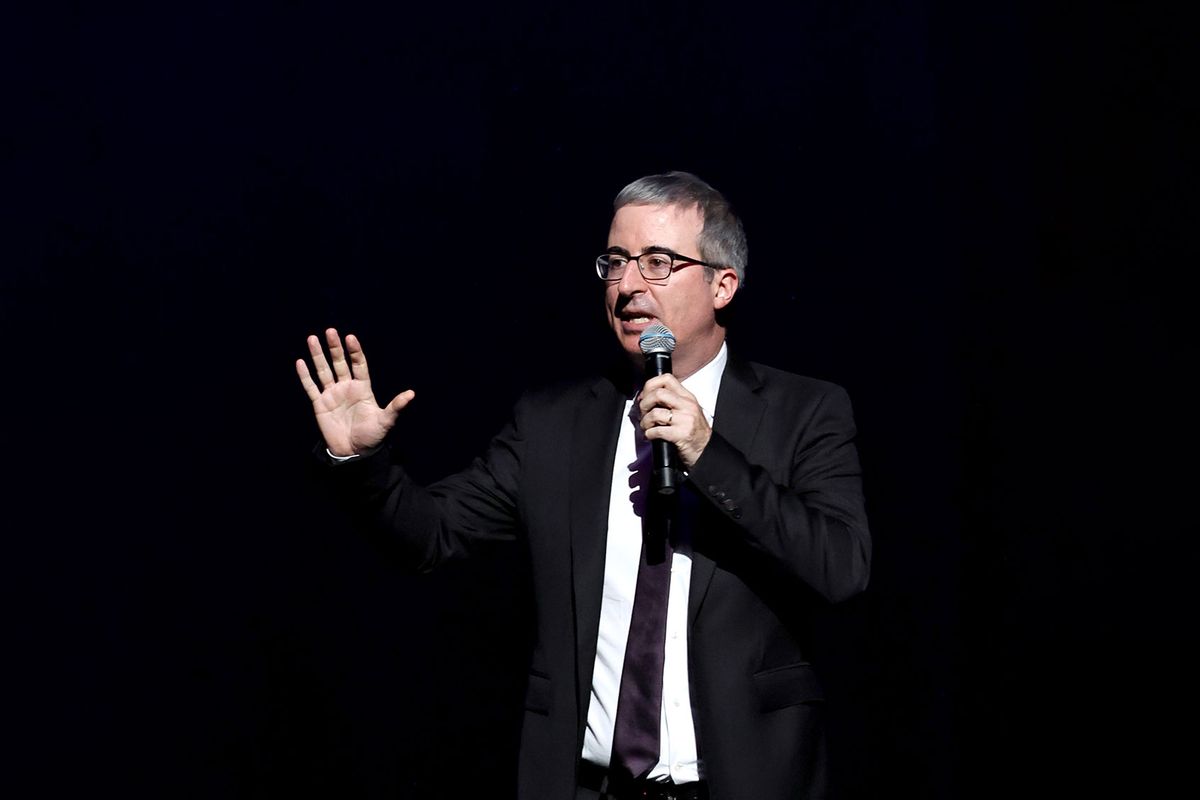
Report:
610,426,675,782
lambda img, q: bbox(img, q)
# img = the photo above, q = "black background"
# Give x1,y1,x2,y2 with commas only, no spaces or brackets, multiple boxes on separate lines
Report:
4,2,1193,797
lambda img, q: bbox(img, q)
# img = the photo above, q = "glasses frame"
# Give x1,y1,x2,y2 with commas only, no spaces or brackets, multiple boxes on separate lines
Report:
595,249,720,284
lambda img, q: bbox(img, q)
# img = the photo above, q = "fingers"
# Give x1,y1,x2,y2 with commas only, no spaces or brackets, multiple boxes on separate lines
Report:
344,334,370,382
641,405,688,436
296,358,322,403
637,375,712,468
643,406,674,428
637,377,697,419
303,328,372,388
325,328,352,381
307,331,336,388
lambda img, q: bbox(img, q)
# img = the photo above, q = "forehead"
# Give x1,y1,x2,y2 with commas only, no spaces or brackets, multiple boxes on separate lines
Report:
608,203,704,249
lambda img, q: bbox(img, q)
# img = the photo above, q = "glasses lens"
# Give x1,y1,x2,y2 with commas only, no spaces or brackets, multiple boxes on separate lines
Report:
597,254,628,280
638,252,674,280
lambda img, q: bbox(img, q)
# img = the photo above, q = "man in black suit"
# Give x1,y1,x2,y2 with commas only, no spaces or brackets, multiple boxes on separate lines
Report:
297,171,870,799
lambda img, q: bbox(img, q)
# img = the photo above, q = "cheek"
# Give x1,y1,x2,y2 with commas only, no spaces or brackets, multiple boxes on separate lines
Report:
668,292,709,333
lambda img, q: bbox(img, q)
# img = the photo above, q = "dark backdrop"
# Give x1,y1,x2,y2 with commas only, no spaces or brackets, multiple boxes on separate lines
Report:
4,2,1192,798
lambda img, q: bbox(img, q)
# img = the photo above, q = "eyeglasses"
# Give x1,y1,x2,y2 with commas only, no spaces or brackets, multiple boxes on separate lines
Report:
595,249,719,283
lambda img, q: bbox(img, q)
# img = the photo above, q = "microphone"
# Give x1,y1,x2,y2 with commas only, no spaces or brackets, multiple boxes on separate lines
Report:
639,324,680,495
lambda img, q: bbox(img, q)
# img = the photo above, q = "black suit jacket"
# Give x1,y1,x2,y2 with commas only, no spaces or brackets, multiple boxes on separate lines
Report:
325,352,870,800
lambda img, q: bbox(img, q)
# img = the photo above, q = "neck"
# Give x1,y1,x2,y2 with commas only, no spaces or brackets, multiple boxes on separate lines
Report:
629,331,725,382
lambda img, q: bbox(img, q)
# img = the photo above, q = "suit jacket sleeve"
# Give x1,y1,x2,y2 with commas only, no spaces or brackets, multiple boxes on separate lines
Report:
686,378,870,603
317,396,529,572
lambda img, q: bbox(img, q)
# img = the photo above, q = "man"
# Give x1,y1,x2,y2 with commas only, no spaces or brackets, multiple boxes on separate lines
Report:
297,171,870,799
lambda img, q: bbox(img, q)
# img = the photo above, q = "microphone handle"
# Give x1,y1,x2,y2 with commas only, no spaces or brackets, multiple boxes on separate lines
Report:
645,352,680,495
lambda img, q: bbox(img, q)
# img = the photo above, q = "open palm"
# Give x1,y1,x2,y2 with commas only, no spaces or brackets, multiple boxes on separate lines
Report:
296,328,414,456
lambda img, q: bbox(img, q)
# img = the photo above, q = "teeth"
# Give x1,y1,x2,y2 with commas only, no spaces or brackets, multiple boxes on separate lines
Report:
629,317,651,323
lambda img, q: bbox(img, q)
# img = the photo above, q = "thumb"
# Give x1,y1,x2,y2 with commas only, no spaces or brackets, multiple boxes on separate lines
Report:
381,389,416,425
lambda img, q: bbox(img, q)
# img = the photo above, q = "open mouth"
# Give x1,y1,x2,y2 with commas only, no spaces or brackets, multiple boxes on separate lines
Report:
616,312,659,331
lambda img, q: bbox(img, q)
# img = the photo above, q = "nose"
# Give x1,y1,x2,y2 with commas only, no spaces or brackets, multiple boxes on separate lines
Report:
615,258,649,295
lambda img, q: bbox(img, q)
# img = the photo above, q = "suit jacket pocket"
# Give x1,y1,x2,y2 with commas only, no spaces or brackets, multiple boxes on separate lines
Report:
524,671,551,716
753,662,825,712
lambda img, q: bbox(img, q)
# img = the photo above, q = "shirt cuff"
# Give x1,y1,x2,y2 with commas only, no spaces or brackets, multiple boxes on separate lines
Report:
327,446,380,462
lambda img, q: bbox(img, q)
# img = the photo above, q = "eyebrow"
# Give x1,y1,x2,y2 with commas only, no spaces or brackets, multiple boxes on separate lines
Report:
605,245,675,256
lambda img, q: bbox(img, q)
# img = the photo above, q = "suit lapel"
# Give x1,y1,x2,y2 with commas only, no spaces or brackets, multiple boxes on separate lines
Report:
570,374,626,725
688,353,766,628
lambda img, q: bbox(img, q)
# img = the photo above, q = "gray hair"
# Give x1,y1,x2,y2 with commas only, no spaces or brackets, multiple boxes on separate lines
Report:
613,171,748,284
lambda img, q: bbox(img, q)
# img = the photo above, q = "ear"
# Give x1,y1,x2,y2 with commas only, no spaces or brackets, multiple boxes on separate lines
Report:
711,268,740,310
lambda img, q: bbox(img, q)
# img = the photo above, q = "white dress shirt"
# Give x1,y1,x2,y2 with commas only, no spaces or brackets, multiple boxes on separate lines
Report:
581,342,727,782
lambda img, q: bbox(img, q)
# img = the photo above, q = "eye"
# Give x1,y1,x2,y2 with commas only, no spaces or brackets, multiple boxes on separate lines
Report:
602,255,628,276
644,254,672,270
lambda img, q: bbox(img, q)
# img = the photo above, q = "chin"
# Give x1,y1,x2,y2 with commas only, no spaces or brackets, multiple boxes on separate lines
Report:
610,331,641,361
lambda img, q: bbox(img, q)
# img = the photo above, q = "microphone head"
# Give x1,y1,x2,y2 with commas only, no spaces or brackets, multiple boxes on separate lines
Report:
639,324,676,356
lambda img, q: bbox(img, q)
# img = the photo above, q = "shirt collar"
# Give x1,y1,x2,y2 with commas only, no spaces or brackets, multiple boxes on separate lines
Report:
680,341,727,424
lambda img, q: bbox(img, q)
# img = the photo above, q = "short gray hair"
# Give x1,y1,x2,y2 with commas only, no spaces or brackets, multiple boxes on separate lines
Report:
614,171,748,284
